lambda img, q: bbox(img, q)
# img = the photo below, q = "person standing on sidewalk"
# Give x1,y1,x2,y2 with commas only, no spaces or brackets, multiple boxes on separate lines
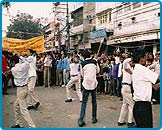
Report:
78,50,100,127
62,54,70,87
20,49,40,110
43,53,52,88
11,55,36,128
132,48,159,128
65,56,82,102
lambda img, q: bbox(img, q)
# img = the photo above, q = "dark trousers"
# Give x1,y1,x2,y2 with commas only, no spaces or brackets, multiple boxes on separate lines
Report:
97,77,104,93
133,101,152,128
109,79,114,95
2,73,8,93
113,79,117,95
78,88,97,122
36,71,43,86
117,77,122,97
152,88,160,103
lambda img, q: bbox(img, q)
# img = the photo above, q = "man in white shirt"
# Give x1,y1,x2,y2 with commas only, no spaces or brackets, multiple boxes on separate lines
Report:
65,56,82,102
27,49,40,110
11,55,36,128
118,57,135,128
20,49,40,110
132,48,159,128
78,50,100,127
43,53,52,88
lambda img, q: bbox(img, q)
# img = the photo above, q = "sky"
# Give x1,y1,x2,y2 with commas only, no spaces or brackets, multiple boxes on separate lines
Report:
2,2,53,37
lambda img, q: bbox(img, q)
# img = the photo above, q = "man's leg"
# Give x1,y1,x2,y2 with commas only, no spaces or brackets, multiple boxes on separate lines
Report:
17,86,36,128
91,88,97,123
78,88,89,125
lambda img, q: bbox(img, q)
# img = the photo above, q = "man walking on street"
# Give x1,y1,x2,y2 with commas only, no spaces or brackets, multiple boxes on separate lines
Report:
78,50,100,127
65,56,82,102
11,55,36,128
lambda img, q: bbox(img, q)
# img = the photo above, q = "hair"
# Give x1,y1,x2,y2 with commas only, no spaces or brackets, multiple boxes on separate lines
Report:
147,58,154,63
10,55,19,64
73,50,77,55
71,58,75,63
133,48,146,63
155,52,160,56
82,50,91,59
28,49,36,55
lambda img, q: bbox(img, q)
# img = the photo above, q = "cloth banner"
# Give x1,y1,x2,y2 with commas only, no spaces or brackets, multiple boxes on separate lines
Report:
2,36,45,54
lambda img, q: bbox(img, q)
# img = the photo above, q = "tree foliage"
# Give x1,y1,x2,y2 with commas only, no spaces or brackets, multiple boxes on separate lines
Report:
2,2,11,10
6,13,46,40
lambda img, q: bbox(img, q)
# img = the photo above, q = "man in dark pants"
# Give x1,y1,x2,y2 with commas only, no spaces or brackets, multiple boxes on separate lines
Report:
78,50,100,127
132,48,159,128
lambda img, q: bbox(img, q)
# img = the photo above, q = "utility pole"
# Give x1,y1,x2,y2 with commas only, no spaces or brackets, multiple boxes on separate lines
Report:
53,2,70,53
66,2,70,53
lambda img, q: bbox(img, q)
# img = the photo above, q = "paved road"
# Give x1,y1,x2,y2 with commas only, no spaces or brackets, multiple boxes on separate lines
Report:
2,86,160,128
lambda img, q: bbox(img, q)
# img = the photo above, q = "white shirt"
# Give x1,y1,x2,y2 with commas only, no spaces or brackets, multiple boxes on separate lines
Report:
44,56,52,67
70,63,79,76
11,62,30,86
115,56,120,64
118,62,123,77
148,61,160,75
81,58,100,90
132,64,159,102
122,58,132,84
20,55,37,77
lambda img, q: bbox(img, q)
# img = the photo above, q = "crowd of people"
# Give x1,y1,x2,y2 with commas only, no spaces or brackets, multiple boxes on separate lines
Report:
2,48,160,128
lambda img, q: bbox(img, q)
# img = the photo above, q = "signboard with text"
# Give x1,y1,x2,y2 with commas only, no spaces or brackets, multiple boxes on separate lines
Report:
90,29,107,39
2,36,45,54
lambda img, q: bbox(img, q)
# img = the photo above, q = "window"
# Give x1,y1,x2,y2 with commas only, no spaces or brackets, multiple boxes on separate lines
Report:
97,11,111,25
131,17,136,23
73,8,83,27
132,2,141,9
109,12,111,22
104,14,107,23
89,19,92,24
118,22,122,30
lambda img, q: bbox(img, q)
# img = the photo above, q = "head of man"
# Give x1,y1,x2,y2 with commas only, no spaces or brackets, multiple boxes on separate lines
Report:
155,52,160,62
133,48,146,66
28,49,35,56
10,55,19,67
82,50,91,59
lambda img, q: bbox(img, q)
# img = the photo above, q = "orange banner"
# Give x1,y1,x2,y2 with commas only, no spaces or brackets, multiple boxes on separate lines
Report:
2,36,45,54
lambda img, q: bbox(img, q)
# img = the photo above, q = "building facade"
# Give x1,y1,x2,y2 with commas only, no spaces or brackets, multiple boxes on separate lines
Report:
46,2,160,54
95,2,160,54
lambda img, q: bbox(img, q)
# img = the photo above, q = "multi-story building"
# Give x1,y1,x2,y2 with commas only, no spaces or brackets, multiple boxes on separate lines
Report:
89,2,114,53
69,2,84,51
107,2,160,54
47,2,160,54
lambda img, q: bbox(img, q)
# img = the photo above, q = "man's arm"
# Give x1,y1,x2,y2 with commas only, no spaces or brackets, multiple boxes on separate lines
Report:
96,63,100,74
125,68,132,74
80,64,84,77
152,82,160,90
